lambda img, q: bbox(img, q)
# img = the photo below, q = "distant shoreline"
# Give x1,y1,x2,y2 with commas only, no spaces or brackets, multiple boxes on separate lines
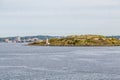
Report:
26,45,120,47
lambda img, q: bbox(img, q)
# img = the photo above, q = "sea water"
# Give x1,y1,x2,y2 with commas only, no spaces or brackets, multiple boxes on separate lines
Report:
0,43,120,80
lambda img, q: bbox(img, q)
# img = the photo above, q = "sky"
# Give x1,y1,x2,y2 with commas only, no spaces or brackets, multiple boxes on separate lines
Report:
0,0,120,37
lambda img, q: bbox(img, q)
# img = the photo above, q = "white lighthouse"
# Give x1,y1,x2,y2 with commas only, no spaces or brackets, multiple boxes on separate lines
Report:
46,38,50,45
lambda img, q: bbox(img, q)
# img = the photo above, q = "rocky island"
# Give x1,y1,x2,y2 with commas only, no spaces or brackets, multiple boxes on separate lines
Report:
29,35,120,46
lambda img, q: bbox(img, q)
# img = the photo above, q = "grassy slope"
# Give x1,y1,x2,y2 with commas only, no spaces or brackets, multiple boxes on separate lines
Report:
29,35,120,46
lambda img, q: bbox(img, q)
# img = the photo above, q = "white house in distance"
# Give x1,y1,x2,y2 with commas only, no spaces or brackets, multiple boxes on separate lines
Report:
4,39,11,43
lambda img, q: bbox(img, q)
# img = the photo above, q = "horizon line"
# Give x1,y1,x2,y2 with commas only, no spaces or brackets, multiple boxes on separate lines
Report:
1,34,120,38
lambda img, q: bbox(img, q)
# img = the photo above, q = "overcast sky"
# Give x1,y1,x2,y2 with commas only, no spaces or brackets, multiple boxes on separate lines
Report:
0,0,120,37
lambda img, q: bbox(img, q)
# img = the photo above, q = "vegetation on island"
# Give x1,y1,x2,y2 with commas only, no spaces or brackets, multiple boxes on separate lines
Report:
29,35,120,46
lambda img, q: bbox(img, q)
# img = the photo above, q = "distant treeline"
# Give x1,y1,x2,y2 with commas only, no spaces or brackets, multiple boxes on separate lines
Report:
0,35,60,42
0,35,120,42
107,36,120,39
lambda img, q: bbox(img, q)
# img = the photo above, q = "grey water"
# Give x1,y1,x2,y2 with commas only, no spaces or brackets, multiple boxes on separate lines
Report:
0,43,120,80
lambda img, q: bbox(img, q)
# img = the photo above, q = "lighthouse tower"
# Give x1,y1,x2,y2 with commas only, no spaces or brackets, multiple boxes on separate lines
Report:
46,38,50,45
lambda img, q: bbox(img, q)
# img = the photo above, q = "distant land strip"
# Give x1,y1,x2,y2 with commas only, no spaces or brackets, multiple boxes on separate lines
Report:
29,35,120,46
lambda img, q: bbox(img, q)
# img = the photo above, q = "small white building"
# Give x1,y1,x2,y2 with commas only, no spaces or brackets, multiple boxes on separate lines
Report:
4,39,11,43
15,36,21,42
